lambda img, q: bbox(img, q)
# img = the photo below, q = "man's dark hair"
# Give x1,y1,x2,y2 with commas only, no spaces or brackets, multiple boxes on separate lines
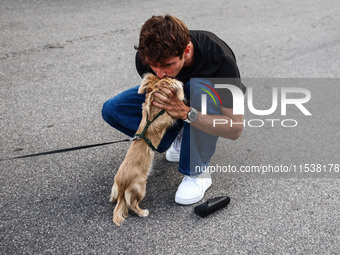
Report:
135,15,190,66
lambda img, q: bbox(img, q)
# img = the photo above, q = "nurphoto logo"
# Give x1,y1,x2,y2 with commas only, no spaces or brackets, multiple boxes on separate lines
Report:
200,83,312,128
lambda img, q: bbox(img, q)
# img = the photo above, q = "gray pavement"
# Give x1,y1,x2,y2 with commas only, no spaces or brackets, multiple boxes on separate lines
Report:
1,0,339,254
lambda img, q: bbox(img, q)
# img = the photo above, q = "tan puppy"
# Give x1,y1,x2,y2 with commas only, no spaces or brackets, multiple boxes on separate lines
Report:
110,73,184,226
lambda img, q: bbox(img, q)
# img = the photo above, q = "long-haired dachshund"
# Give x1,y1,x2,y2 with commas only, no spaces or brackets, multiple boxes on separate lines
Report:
110,73,184,226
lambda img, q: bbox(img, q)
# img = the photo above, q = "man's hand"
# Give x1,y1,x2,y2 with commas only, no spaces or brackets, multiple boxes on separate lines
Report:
151,86,244,140
152,86,190,120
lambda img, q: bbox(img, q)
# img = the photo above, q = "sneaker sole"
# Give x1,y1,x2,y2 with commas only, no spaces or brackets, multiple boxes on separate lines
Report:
175,193,205,205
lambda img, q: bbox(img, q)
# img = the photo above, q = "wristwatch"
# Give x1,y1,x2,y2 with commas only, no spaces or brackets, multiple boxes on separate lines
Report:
184,107,198,123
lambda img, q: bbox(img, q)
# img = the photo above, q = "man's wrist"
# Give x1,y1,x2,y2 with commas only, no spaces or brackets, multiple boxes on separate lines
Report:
182,106,191,120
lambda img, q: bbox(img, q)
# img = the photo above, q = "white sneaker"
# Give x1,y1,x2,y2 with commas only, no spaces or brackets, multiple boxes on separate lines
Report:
166,129,183,162
175,172,212,205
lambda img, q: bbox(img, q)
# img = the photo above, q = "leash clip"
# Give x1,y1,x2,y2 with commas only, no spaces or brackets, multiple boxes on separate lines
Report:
130,136,140,141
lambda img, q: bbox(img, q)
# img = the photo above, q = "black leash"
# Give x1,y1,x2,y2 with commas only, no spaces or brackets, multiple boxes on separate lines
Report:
0,137,136,162
1,110,165,162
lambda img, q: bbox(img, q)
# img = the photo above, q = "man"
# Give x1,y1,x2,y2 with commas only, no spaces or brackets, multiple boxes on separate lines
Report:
102,15,246,205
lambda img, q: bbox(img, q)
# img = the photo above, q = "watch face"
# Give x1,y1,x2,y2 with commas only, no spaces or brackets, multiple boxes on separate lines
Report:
189,108,198,121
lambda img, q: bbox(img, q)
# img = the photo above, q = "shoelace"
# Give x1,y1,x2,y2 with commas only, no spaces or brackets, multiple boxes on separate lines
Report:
183,175,200,186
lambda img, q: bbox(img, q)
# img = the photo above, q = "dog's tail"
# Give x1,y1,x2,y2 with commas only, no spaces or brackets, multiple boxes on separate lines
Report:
113,191,128,227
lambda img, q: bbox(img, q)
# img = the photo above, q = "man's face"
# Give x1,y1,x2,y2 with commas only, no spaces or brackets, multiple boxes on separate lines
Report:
149,55,185,79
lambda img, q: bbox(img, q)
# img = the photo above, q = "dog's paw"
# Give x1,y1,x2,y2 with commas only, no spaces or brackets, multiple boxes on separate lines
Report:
113,216,125,227
138,209,149,217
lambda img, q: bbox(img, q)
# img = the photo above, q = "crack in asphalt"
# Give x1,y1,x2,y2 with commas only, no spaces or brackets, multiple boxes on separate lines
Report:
0,28,133,60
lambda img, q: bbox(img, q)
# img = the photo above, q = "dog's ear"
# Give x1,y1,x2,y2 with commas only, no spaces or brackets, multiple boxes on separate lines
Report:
171,79,185,101
138,73,158,94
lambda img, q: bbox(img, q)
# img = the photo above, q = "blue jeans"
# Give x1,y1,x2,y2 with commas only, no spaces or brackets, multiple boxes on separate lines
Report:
102,78,220,176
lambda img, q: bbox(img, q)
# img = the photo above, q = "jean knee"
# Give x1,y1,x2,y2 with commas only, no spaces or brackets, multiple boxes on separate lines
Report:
102,99,119,128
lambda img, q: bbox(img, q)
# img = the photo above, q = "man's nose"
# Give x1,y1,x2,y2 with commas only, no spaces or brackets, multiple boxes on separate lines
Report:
154,68,166,78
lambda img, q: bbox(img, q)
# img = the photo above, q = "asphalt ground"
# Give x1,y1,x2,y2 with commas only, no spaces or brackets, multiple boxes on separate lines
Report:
1,0,339,254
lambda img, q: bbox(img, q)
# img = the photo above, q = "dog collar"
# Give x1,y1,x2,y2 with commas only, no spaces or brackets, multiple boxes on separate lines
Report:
133,109,166,151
